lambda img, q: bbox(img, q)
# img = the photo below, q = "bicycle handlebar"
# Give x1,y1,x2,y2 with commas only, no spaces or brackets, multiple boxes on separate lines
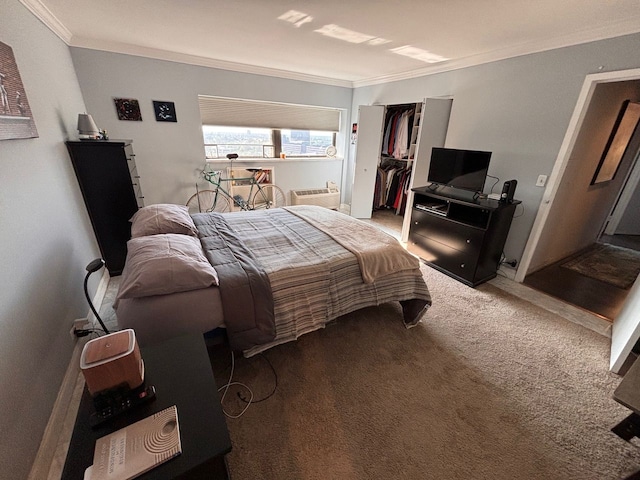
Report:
201,167,264,184
201,153,267,185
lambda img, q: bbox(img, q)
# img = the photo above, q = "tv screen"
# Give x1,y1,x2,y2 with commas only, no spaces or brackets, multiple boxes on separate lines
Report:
427,148,492,192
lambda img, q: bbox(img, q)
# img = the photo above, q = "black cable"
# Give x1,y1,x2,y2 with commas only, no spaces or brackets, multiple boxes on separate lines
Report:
237,353,278,404
74,327,106,338
84,270,110,334
486,174,500,193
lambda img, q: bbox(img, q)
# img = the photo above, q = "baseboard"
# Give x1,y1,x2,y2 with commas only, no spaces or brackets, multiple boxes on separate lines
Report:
28,271,111,479
28,340,86,480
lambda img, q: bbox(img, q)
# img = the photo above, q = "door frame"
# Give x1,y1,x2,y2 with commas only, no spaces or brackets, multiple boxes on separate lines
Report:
515,68,640,283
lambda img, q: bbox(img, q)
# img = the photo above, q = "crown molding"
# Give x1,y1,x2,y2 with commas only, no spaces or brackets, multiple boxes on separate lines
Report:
354,19,640,87
20,0,72,43
69,37,354,88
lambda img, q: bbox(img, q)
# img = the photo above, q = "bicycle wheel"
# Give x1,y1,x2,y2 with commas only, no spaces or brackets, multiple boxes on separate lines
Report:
250,184,287,210
186,189,231,214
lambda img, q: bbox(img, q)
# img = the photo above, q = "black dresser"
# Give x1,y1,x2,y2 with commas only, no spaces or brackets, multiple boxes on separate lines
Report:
66,140,144,276
408,186,519,286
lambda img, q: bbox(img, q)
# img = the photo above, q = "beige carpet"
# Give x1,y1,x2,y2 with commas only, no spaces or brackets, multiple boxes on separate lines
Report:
211,265,640,480
562,243,640,289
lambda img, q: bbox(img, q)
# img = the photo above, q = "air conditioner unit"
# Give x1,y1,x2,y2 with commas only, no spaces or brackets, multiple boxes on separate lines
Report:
290,187,340,209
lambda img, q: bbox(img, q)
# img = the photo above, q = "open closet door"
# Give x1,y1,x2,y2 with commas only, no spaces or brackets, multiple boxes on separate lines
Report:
400,98,453,241
351,105,384,219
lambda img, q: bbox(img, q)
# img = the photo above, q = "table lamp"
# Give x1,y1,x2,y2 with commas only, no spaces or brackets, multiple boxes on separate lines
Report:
77,113,100,140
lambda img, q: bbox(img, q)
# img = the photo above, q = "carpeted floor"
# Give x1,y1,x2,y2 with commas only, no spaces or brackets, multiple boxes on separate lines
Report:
210,264,640,480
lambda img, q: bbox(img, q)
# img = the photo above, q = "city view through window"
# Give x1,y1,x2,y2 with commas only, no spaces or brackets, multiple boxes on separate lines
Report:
203,125,334,158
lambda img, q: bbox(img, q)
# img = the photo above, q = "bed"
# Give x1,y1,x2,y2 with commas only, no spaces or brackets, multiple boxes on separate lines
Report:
114,204,431,357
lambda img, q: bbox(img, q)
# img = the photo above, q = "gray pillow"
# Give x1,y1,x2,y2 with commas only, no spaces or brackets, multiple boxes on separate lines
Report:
117,234,218,299
130,204,198,238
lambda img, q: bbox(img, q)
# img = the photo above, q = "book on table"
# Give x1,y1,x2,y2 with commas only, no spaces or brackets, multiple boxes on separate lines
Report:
84,405,182,480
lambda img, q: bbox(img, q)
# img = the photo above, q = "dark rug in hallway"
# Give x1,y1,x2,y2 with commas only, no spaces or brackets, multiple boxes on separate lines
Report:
561,244,640,289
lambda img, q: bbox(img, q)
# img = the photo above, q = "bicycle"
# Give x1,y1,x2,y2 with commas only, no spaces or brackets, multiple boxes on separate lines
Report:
187,153,287,214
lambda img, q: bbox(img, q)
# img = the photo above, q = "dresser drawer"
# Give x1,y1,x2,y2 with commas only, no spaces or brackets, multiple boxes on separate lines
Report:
411,208,485,255
408,232,478,281
125,147,144,207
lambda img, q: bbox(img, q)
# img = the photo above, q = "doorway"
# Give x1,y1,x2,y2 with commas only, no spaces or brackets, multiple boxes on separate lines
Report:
523,134,640,321
514,68,640,372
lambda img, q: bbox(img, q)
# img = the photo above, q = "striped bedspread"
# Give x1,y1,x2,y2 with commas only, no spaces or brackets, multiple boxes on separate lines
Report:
217,206,431,357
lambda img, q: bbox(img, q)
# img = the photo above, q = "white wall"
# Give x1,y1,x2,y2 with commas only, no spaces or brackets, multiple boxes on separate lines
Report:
69,48,352,207
350,33,640,264
0,2,100,478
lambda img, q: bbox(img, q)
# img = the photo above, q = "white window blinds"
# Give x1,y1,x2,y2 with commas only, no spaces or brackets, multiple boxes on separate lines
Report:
198,95,341,132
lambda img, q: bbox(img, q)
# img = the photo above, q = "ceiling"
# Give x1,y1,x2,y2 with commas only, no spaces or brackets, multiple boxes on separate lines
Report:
23,0,640,87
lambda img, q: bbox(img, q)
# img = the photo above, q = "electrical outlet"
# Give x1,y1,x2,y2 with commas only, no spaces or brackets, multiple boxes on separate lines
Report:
536,175,547,187
70,318,89,339
74,317,89,329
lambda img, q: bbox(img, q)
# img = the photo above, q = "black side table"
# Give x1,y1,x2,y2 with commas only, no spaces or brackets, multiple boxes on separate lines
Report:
62,334,232,479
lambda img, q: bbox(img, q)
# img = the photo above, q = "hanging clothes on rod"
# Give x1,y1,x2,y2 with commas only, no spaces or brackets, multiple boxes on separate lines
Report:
373,157,412,214
381,106,414,160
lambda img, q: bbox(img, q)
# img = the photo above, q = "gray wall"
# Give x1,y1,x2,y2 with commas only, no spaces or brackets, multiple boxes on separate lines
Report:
350,33,640,264
617,183,640,235
0,2,100,478
69,48,352,207
529,80,640,270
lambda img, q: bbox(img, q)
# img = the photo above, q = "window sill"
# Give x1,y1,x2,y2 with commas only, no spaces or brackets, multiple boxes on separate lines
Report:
205,157,343,163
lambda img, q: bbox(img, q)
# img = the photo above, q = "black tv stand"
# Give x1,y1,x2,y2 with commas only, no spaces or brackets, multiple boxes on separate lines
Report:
409,186,520,287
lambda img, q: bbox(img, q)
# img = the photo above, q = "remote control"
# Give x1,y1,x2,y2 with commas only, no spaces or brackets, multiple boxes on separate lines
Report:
90,385,156,428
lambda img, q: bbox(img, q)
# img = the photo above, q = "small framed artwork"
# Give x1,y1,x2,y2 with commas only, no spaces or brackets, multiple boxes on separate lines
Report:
0,40,38,140
114,98,142,121
153,101,177,122
591,100,640,185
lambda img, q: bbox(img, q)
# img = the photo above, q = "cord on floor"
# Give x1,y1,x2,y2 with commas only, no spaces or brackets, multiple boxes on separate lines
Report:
217,350,254,418
216,351,279,417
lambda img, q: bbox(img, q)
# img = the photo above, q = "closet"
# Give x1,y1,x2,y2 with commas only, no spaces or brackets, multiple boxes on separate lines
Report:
374,104,419,215
351,98,453,241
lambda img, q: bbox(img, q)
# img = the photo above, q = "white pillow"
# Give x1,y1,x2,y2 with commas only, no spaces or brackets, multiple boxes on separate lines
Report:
129,204,198,238
117,234,218,299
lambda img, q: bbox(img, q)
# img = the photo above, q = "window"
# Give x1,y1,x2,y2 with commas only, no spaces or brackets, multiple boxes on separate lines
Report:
199,96,340,159
203,126,274,159
281,130,335,157
202,126,336,159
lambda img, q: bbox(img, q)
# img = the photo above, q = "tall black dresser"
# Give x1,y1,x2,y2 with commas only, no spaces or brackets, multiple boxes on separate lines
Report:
66,140,144,276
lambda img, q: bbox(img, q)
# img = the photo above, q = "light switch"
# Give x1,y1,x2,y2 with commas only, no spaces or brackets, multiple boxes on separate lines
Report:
536,175,547,187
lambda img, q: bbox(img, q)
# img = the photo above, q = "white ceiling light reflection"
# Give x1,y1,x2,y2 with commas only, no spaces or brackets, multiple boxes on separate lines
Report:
390,45,449,63
315,24,388,45
277,13,390,47
278,10,313,27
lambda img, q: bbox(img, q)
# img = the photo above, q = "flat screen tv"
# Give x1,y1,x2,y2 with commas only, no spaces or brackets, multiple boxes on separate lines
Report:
427,147,492,193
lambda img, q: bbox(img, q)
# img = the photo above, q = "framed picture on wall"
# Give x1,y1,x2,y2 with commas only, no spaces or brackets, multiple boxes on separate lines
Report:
114,98,143,121
153,101,177,122
591,100,640,185
0,40,38,140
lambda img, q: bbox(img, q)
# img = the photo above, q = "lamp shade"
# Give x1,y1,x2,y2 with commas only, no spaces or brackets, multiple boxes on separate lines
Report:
77,113,99,137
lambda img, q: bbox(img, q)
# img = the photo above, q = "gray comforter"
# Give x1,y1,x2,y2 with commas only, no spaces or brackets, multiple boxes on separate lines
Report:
192,213,276,350
193,206,431,355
